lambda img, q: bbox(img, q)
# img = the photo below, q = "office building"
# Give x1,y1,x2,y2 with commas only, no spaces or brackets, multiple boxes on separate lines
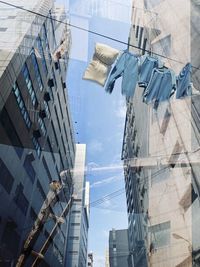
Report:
0,1,75,266
66,144,90,267
122,0,200,266
109,229,130,267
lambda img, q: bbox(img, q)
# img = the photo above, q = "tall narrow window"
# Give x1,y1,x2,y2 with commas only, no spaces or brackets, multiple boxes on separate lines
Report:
22,64,38,107
31,49,43,91
12,83,32,129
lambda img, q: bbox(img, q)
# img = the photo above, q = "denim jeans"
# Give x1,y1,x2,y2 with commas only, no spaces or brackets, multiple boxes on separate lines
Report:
105,50,139,97
176,63,192,99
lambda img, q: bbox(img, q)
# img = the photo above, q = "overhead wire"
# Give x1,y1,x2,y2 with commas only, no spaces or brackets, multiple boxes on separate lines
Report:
0,0,200,71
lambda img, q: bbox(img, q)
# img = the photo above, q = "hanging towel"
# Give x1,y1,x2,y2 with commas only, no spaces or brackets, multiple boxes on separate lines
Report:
83,43,119,86
105,50,139,97
176,63,192,99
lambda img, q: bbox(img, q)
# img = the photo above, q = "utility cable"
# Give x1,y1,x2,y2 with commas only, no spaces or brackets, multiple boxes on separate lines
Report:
0,0,200,71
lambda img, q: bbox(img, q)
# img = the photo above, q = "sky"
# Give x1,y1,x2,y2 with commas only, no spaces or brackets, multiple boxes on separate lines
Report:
58,0,132,266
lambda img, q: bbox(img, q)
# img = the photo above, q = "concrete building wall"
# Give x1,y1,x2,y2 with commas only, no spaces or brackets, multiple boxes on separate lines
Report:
123,0,200,266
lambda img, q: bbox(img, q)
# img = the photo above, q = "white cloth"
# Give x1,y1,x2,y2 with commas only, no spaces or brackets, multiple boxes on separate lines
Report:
83,43,119,86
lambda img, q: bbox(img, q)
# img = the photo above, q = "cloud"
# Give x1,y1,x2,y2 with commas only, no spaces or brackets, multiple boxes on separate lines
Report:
88,140,103,154
114,99,126,119
90,173,123,189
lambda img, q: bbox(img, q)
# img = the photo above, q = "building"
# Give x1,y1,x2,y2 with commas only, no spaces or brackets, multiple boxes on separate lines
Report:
66,144,90,267
0,0,75,266
109,229,130,267
105,248,110,267
122,0,200,266
88,252,93,267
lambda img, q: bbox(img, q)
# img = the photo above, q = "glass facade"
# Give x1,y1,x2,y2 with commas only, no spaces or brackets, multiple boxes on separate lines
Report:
22,64,38,107
12,82,32,129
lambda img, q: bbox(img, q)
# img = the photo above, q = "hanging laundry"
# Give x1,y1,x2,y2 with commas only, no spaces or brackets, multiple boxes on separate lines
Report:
139,55,163,88
176,63,192,99
83,43,119,86
105,50,139,97
143,67,176,109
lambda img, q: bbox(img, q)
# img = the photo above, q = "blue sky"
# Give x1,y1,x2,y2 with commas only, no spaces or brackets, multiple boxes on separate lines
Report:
63,1,131,265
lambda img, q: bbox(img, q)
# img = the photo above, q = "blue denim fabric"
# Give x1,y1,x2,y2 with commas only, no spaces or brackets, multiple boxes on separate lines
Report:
143,67,176,108
105,51,139,97
176,63,192,99
139,55,163,87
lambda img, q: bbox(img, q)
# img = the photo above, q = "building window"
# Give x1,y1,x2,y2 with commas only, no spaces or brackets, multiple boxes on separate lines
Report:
12,83,32,129
142,38,147,55
152,35,171,57
59,150,64,170
51,121,59,147
31,49,44,91
0,158,14,194
0,27,7,31
30,207,37,221
32,136,41,158
54,106,61,132
38,117,47,136
71,223,80,226
36,36,48,75
138,27,144,48
2,221,20,256
61,135,67,155
42,156,52,182
69,236,79,240
69,251,78,255
52,67,57,89
0,107,24,158
47,137,55,162
149,221,170,249
36,180,46,201
44,100,50,119
22,64,38,107
72,210,81,214
14,184,29,216
57,93,64,119
23,155,36,184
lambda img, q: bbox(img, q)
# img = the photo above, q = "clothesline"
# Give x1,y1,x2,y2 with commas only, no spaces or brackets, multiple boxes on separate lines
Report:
0,0,199,71
83,43,193,108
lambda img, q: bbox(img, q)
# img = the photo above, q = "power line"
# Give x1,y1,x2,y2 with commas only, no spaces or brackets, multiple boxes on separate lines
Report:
89,166,169,207
0,0,200,71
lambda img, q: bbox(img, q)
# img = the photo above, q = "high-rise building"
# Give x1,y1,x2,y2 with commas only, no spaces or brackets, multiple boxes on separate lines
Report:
0,1,75,266
66,144,90,267
122,0,200,266
109,229,130,267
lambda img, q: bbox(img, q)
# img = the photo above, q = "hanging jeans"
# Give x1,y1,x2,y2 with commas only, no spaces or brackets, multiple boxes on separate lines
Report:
138,55,163,88
105,51,139,97
143,68,176,108
176,63,192,99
